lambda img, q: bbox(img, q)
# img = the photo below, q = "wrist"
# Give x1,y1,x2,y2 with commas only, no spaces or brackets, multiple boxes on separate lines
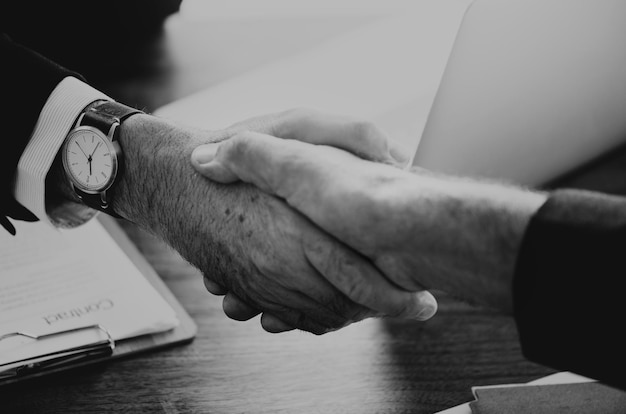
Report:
110,113,255,290
393,171,547,312
111,114,212,233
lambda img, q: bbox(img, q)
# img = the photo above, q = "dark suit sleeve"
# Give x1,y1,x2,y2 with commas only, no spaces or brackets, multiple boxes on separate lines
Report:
0,1,182,234
513,189,626,390
0,33,83,234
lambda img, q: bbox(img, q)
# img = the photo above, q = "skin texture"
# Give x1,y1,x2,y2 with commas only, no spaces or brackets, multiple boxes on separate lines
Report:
47,109,437,334
191,114,549,314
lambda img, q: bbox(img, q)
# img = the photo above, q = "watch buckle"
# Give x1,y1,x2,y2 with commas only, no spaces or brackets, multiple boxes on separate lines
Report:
100,192,110,210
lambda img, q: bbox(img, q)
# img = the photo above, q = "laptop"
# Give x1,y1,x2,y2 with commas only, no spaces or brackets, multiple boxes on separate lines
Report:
156,0,626,187
414,0,626,186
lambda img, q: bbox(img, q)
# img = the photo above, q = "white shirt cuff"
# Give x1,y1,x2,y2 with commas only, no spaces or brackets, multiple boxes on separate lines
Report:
13,76,111,227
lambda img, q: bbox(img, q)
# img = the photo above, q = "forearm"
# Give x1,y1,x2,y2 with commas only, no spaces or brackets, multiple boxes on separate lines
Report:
111,116,229,275
112,115,208,233
188,129,548,314
391,169,547,313
1,33,86,233
46,114,215,234
115,115,384,332
513,189,626,388
110,115,270,297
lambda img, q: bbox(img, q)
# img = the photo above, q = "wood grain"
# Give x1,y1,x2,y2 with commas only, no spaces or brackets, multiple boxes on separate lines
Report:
0,218,554,413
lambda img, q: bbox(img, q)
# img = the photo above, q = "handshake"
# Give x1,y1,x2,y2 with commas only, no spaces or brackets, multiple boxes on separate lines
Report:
102,108,544,335
189,109,438,334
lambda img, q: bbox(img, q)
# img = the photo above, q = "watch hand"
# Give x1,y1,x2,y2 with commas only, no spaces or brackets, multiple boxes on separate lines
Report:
88,156,92,176
76,142,89,159
90,142,101,157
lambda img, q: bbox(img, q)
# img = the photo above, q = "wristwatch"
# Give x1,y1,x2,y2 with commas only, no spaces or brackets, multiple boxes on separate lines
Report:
61,100,143,217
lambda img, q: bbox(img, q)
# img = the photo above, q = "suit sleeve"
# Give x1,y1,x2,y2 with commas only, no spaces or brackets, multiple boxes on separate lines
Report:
513,188,626,390
0,33,84,233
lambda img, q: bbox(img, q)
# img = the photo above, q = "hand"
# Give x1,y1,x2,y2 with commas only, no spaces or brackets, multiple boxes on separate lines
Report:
111,110,437,335
195,109,436,328
191,124,426,295
201,109,437,329
190,111,547,313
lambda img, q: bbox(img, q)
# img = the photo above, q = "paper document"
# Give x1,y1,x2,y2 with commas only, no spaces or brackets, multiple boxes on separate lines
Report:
0,218,179,367
436,371,598,413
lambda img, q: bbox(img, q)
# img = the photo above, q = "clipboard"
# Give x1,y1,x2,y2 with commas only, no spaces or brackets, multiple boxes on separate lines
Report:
0,215,197,385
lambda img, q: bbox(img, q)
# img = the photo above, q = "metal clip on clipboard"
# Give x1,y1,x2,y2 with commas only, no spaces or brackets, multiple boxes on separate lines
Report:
0,325,114,381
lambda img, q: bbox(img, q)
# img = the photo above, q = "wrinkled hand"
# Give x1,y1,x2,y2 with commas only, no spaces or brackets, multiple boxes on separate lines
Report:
182,109,437,333
190,109,439,329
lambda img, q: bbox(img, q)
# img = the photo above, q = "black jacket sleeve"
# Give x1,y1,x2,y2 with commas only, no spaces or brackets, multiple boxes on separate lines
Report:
514,189,626,390
0,33,82,234
0,1,182,234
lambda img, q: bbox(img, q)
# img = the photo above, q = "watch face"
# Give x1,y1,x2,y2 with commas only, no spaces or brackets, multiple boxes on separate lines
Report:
62,126,119,193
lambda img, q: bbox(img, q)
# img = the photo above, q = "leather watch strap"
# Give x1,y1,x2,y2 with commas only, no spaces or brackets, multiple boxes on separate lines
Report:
81,101,144,136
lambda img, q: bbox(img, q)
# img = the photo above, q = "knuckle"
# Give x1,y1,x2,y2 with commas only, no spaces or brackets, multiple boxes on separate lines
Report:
276,107,315,138
230,132,253,150
222,297,246,320
224,132,255,161
203,276,226,295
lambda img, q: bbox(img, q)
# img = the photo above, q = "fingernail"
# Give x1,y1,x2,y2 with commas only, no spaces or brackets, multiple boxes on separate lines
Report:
192,144,219,165
415,305,437,321
389,142,412,167
396,154,411,168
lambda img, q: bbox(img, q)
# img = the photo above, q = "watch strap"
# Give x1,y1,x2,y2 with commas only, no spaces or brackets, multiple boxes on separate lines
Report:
74,187,122,218
80,101,144,139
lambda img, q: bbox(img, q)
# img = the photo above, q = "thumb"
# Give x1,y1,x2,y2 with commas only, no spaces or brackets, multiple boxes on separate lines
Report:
191,131,340,202
191,142,241,184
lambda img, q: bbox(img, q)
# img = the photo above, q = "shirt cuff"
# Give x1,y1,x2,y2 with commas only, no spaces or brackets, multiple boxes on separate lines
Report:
13,76,111,228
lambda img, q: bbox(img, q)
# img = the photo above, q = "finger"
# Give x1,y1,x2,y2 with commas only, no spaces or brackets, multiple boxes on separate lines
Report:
303,232,438,321
260,313,296,333
387,137,412,168
259,308,340,336
203,276,227,295
228,272,370,335
192,143,241,183
192,132,387,256
222,293,261,321
222,108,400,165
274,109,398,164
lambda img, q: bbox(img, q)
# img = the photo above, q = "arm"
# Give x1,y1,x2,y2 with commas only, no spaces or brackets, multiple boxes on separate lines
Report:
46,110,437,334
0,33,83,233
1,31,436,333
515,189,626,390
192,130,546,312
191,129,626,387
1,0,182,232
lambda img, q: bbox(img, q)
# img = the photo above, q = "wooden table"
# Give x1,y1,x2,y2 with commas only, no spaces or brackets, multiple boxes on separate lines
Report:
4,8,626,413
